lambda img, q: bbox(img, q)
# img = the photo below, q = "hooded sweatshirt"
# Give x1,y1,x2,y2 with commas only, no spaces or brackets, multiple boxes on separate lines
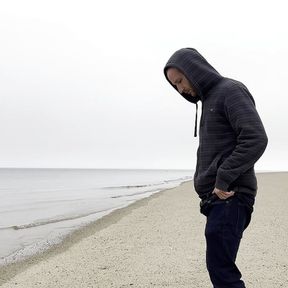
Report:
164,48,268,198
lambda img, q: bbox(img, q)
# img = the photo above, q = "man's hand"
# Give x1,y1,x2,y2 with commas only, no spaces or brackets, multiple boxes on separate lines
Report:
212,188,235,200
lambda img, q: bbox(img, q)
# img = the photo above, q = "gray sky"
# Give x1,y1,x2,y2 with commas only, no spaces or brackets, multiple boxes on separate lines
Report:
0,0,287,170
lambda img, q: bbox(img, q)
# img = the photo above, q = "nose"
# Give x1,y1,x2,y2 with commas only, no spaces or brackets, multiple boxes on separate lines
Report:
176,85,184,94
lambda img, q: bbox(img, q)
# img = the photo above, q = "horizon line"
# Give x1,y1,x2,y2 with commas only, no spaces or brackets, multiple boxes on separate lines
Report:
0,167,287,173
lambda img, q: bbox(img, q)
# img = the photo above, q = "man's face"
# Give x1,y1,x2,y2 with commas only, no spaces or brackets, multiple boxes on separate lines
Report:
166,68,197,97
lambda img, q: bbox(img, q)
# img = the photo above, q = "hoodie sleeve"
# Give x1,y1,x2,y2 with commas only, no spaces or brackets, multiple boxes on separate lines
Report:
215,85,268,191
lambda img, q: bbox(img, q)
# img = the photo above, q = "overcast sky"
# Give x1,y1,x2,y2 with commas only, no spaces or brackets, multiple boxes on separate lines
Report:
0,0,287,170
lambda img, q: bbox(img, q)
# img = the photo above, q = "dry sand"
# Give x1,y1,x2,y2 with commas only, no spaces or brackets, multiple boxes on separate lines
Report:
0,172,287,287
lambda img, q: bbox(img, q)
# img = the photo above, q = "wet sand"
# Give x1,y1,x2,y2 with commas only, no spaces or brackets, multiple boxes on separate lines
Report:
0,172,287,287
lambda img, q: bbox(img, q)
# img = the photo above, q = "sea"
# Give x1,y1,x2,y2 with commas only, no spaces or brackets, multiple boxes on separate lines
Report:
0,168,193,266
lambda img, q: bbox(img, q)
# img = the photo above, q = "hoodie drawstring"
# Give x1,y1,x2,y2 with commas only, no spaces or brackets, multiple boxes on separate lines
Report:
194,103,198,137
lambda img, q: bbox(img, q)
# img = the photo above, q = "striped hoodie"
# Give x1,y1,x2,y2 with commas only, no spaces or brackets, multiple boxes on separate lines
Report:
164,48,268,198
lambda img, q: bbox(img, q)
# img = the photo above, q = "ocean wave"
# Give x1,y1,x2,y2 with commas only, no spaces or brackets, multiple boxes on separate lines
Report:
111,188,161,198
0,207,115,231
110,176,192,198
102,176,192,190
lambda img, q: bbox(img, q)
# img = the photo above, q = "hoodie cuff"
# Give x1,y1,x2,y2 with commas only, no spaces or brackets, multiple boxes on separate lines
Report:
215,177,230,192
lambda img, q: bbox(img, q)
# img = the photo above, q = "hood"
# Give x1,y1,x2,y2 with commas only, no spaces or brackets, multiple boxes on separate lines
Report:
164,48,223,103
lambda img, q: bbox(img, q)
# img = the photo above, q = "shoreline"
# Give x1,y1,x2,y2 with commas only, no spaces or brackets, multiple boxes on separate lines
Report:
1,173,288,287
0,168,192,266
0,181,190,285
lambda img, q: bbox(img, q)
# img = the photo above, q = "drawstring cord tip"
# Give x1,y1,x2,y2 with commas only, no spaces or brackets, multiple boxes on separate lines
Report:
194,103,198,137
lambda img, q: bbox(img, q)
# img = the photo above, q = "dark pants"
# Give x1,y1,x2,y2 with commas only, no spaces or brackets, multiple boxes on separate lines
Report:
204,195,253,288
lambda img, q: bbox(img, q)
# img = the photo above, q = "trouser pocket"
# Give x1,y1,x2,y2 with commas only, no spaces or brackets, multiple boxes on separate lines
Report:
199,194,219,216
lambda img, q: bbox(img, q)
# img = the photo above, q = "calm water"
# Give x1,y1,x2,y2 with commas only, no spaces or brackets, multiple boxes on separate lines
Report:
0,168,192,265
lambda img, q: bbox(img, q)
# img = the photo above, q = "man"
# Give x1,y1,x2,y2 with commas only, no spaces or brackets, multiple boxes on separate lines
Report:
164,48,268,288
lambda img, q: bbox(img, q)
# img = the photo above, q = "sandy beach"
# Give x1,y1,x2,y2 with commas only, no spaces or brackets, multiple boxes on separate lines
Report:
0,172,287,287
